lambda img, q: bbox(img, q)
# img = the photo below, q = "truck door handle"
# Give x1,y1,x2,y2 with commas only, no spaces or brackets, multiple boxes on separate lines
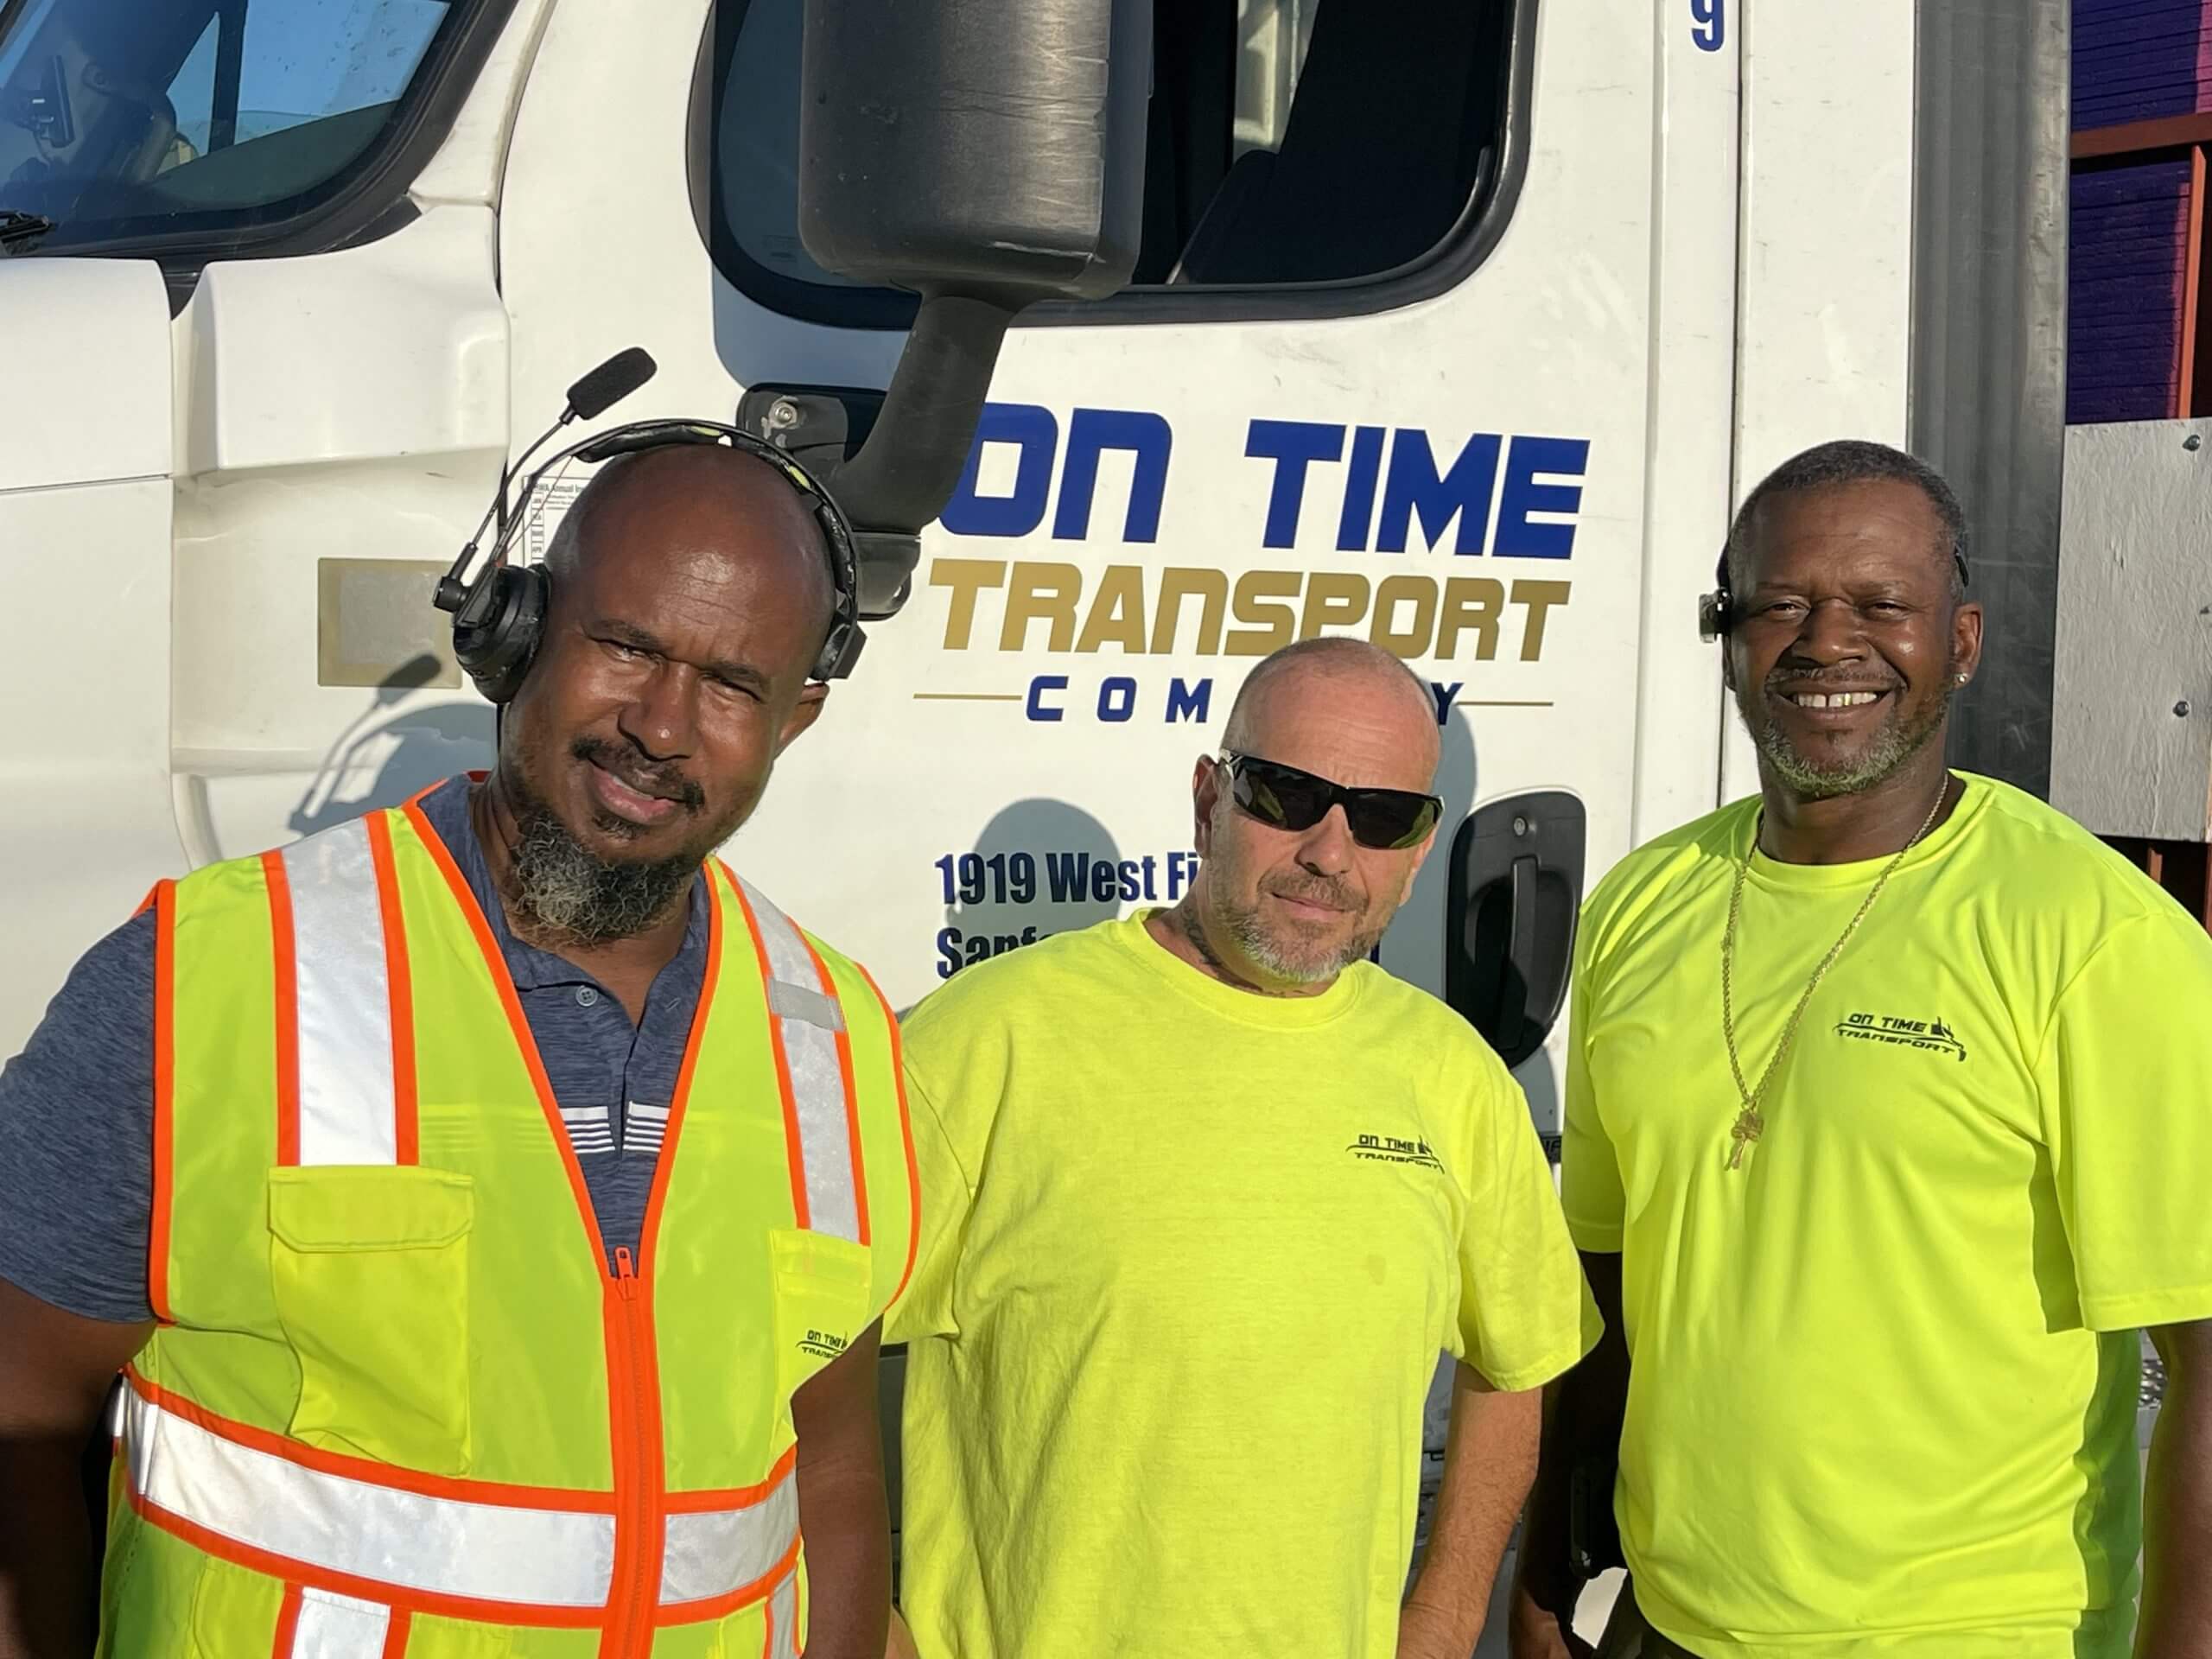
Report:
1509,851,1540,1002
1444,791,1587,1069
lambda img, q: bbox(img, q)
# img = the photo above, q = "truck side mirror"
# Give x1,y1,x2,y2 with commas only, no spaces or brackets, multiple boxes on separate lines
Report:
737,0,1151,620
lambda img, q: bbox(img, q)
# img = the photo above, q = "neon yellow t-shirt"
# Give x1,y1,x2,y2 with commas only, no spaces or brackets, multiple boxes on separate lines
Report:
1563,774,2212,1657
887,913,1597,1659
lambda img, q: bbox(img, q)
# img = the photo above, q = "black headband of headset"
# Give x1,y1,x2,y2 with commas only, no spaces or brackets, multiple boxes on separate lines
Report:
470,418,864,683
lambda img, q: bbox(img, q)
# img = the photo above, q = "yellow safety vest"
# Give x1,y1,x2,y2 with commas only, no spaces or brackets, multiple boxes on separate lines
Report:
100,796,917,1659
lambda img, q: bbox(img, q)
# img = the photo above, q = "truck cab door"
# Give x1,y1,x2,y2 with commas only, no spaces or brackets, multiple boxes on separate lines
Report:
0,0,520,1052
0,256,179,1058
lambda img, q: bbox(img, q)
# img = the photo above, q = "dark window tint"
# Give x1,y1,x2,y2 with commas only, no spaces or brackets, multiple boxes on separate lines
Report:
0,0,470,258
703,0,1516,327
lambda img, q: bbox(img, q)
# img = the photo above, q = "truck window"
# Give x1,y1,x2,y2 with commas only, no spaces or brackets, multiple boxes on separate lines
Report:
702,0,1521,328
0,0,493,264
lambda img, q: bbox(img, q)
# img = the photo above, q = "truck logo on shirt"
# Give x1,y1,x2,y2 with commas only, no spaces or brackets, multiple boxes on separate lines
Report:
1835,1011,1967,1063
1348,1134,1444,1171
798,1328,849,1361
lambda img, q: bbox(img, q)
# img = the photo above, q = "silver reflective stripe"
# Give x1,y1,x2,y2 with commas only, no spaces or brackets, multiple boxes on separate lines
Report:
289,1588,390,1659
739,878,861,1243
658,1478,800,1605
123,1384,615,1607
767,1573,800,1659
279,819,397,1166
766,979,843,1032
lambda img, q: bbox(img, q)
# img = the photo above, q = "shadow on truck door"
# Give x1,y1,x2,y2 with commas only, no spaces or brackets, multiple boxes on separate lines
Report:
930,798,1127,1001
286,654,494,841
1379,701,1478,1019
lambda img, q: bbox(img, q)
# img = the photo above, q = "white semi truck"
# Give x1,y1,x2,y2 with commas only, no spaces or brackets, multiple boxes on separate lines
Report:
0,0,2083,1086
3,0,2135,1634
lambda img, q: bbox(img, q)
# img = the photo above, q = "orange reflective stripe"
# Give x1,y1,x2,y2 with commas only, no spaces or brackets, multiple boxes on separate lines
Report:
856,964,923,1306
750,1571,799,1659
643,877,721,1260
271,1586,303,1657
263,852,302,1167
149,878,177,1324
363,812,418,1166
402,799,604,1266
725,868,864,1242
380,1609,411,1659
601,884,729,1657
597,873,734,1649
402,799,690,1658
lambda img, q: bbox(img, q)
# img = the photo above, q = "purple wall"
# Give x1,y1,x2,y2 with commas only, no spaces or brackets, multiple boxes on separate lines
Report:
2073,0,2212,130
2068,156,2192,423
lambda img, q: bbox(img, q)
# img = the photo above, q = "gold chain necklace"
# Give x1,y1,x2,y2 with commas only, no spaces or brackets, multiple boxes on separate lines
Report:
1719,779,1950,1170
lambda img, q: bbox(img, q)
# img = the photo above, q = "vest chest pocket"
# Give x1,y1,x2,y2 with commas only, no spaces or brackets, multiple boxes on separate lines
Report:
265,1168,474,1477
769,1229,874,1402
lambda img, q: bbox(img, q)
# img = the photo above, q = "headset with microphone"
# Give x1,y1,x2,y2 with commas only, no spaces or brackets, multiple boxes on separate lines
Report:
433,348,866,704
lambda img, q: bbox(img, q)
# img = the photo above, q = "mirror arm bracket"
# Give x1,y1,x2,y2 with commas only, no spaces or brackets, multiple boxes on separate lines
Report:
740,289,1017,622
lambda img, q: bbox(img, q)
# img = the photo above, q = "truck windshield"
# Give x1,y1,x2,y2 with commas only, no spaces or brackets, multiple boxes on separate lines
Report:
0,0,454,256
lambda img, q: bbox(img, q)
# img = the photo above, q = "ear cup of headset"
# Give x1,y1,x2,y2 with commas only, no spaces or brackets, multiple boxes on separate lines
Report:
452,563,550,705
815,616,864,681
1700,543,1733,643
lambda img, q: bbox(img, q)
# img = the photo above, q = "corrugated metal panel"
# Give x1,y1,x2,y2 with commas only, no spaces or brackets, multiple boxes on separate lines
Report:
2071,0,2212,129
2067,156,2191,422
1914,0,2072,798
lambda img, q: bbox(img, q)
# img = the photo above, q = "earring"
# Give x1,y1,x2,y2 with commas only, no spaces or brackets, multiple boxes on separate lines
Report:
1955,674,1969,685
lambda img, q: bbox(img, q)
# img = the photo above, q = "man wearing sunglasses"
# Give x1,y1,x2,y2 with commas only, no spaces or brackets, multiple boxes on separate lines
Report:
885,637,1596,1659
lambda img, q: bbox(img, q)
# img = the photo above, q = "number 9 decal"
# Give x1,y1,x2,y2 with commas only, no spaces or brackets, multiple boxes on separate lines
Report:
1692,0,1725,52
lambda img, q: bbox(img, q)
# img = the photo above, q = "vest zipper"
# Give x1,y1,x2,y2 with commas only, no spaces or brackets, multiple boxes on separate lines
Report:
603,1247,664,1656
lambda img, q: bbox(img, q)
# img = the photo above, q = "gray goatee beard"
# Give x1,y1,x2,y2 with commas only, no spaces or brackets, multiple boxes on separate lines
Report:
509,804,696,947
1209,885,1384,985
1749,678,1952,801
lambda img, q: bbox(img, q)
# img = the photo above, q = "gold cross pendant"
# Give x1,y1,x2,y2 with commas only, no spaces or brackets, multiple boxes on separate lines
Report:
1727,1106,1764,1171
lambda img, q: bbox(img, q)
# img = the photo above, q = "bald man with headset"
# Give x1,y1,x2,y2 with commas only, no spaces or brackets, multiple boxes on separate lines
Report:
0,397,917,1659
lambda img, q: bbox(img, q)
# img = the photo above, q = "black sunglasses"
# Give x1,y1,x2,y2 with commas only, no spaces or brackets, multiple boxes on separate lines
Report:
1217,752,1442,851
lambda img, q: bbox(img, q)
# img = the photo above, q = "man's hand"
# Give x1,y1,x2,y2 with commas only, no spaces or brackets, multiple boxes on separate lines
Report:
1506,1593,1596,1659
2137,1318,2212,1659
1397,1363,1541,1659
0,1274,150,1659
791,1321,893,1659
1509,1252,1625,1659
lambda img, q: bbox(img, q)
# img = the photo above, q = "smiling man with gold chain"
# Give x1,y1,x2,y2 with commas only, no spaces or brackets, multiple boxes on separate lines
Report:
1509,441,2212,1659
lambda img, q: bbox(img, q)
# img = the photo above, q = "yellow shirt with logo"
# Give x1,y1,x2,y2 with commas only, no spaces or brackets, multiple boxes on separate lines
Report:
887,913,1596,1659
1563,773,2212,1657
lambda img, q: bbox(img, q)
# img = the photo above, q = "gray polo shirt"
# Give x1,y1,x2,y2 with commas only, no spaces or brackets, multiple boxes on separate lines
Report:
0,777,709,1322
